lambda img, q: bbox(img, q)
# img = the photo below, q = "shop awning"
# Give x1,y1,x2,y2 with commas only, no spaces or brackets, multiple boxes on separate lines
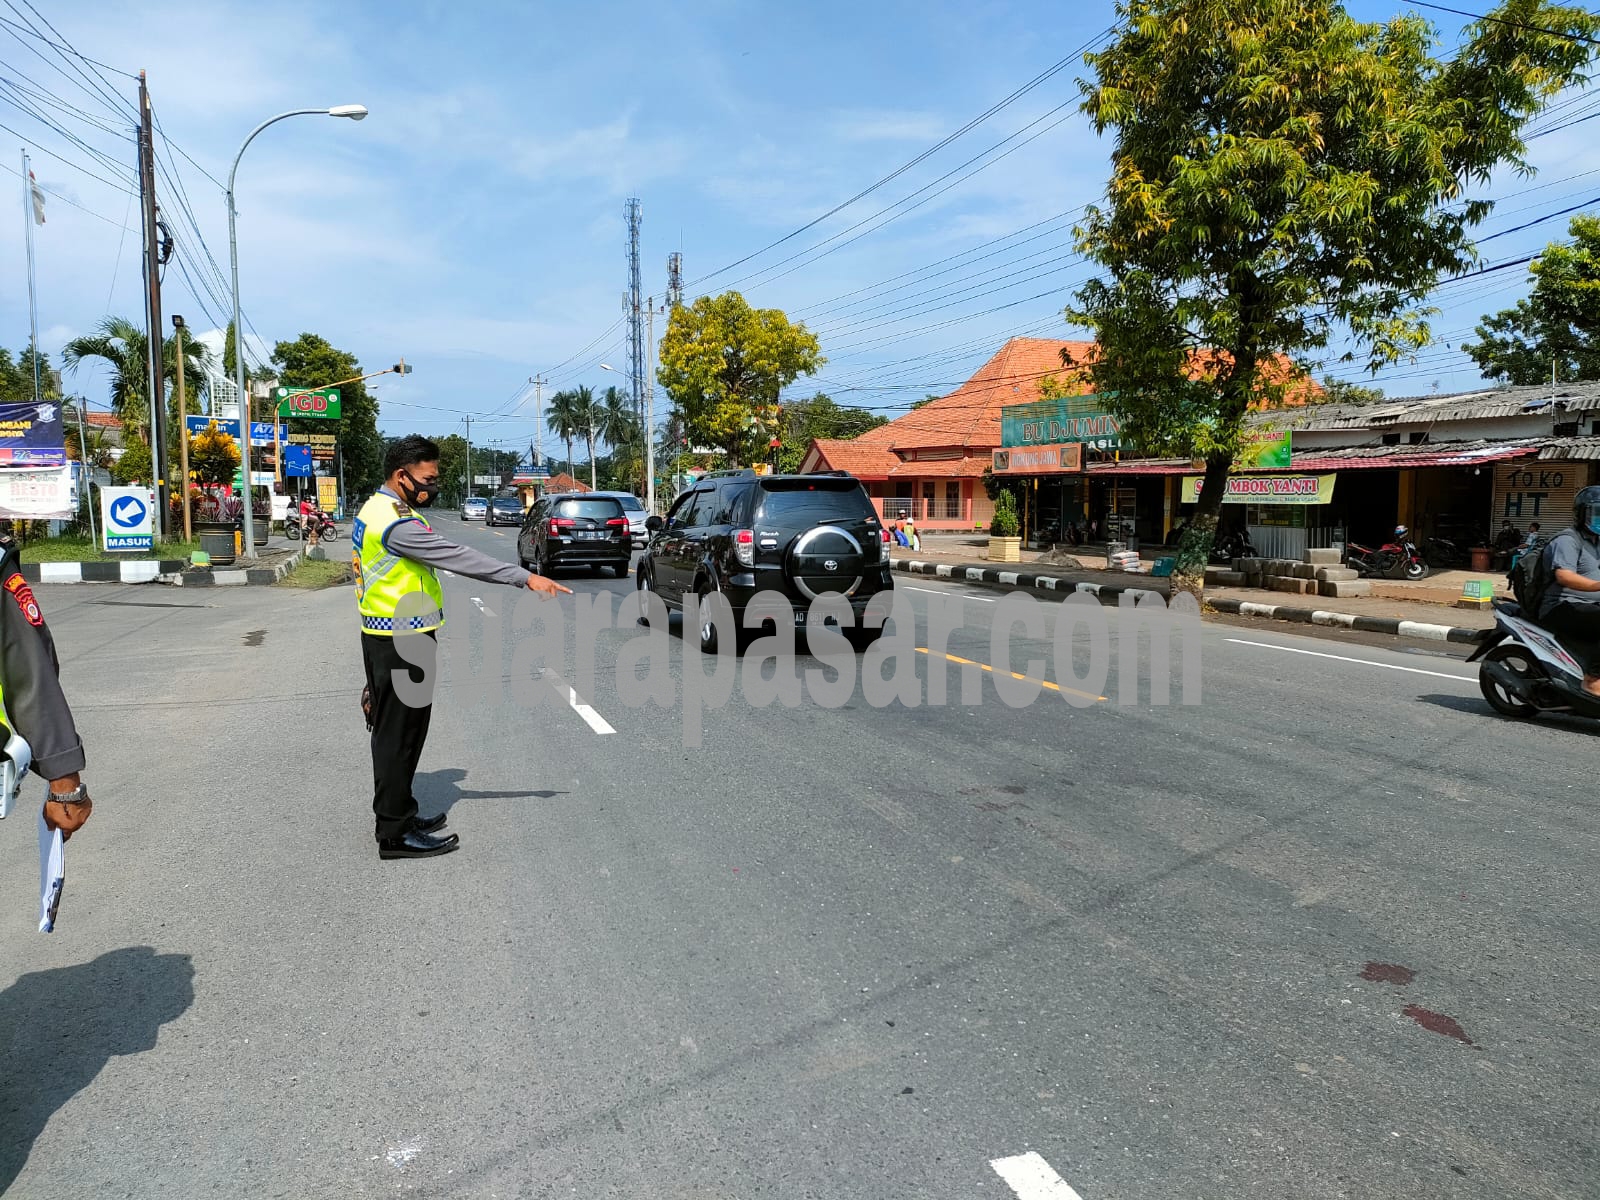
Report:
1087,439,1545,476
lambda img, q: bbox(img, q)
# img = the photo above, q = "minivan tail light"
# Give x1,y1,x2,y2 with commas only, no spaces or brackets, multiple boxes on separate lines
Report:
733,528,755,567
606,517,628,528
547,517,575,535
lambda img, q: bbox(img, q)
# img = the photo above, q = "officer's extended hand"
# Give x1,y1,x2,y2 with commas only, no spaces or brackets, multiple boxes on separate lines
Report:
526,574,572,598
43,777,91,841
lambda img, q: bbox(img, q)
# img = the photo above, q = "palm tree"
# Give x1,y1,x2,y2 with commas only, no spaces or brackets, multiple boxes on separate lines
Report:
570,383,600,488
545,389,584,477
61,317,213,444
596,385,640,491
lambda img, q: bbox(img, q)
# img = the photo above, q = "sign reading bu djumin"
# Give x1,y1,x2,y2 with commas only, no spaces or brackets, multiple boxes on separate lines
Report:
1000,394,1122,451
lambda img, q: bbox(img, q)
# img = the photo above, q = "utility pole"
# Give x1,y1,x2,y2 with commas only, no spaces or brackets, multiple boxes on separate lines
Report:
462,413,473,498
644,296,664,515
532,374,545,468
626,197,645,437
173,316,191,541
138,71,168,538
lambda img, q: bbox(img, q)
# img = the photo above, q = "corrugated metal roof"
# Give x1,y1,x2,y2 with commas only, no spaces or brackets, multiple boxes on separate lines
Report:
1089,439,1545,475
1258,380,1600,431
1540,437,1600,461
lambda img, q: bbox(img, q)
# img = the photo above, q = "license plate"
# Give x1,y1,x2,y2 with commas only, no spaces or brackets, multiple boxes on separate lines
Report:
577,530,600,539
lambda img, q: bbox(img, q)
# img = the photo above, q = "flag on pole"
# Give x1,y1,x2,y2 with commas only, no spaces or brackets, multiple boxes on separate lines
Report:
27,171,44,225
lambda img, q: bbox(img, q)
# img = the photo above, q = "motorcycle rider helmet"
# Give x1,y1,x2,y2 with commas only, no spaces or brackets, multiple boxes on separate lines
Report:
1574,485,1600,537
1394,524,1409,540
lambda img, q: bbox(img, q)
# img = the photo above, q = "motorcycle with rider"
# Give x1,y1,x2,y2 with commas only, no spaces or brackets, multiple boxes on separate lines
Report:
1471,485,1600,719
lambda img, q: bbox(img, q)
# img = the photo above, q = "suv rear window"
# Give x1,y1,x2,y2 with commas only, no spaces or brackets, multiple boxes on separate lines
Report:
552,498,624,520
754,479,876,524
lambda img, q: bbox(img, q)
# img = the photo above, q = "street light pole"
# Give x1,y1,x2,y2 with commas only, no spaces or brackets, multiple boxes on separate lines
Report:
227,103,366,558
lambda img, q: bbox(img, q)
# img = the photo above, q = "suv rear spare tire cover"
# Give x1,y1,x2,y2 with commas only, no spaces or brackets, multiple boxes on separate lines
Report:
789,525,864,600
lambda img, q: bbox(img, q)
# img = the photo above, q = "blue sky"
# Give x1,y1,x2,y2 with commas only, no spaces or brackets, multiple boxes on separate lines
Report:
1,0,1597,461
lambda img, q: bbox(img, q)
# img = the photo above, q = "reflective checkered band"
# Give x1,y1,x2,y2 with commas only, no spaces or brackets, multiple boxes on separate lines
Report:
361,612,441,633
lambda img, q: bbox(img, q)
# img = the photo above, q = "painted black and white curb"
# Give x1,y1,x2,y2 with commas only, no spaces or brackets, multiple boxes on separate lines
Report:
19,560,187,584
889,558,1483,645
159,547,304,587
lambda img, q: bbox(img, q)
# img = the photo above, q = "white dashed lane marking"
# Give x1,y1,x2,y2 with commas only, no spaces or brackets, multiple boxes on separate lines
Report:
470,597,495,617
990,1152,1085,1199
1225,638,1475,682
544,670,616,735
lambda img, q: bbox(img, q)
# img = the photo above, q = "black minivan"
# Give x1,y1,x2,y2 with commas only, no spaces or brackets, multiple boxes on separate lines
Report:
636,469,890,652
518,493,632,577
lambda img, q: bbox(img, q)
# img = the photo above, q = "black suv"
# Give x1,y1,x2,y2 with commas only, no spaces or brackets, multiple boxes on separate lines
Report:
637,469,891,653
518,493,632,577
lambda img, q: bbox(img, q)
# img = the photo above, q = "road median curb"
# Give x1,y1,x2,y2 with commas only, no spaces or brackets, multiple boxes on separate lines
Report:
21,559,187,584
890,558,1484,645
157,548,303,587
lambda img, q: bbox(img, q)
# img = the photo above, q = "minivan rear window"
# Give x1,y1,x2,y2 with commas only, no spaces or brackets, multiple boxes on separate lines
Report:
754,479,875,523
553,498,624,519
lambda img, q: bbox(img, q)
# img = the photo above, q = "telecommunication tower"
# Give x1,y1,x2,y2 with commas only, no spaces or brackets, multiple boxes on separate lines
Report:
667,252,682,309
626,198,645,427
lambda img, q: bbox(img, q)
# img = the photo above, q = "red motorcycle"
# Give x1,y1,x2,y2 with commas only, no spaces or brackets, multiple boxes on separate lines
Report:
1347,526,1429,580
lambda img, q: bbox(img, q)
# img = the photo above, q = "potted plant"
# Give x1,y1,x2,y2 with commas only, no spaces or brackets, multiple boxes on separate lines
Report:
251,487,272,546
988,491,1021,562
193,491,242,565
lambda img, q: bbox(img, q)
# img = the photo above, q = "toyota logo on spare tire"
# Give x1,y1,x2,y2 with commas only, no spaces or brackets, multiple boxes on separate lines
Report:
791,526,863,599
824,559,838,571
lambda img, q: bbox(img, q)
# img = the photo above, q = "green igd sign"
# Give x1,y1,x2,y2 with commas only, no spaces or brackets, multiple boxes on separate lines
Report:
276,386,342,420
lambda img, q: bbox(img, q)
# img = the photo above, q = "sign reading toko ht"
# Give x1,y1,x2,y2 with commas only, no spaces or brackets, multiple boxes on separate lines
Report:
275,386,342,420
100,485,153,552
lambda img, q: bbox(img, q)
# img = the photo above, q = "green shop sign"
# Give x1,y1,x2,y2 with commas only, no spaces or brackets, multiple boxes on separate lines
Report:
1236,426,1291,469
1000,394,1122,451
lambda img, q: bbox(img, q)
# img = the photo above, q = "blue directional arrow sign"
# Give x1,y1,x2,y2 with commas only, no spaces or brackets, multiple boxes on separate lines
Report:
101,486,153,552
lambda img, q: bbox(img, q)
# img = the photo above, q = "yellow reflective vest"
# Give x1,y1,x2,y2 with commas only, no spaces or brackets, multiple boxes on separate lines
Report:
352,491,445,635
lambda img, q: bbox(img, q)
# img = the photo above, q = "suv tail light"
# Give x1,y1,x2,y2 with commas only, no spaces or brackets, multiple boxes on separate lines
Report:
547,517,575,535
733,528,755,567
606,517,628,531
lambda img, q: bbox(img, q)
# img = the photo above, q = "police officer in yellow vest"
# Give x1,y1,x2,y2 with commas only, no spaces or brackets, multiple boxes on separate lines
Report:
354,436,568,860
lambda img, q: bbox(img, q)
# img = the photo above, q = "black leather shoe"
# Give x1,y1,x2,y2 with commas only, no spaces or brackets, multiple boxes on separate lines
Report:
378,829,460,859
410,813,447,835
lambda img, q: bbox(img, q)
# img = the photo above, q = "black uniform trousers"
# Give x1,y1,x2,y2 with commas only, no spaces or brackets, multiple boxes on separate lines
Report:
360,630,436,841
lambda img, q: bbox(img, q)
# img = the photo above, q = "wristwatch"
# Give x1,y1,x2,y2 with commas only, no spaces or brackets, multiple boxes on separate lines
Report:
49,782,89,805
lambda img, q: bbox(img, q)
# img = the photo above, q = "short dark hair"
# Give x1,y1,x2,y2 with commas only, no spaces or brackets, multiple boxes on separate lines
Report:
1530,521,1541,529
384,434,440,477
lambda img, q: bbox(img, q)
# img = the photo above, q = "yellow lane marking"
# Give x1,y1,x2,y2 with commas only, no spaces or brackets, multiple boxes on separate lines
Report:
915,647,1106,703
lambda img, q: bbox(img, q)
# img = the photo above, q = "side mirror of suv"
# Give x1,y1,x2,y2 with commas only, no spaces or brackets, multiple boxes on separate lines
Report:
645,515,664,533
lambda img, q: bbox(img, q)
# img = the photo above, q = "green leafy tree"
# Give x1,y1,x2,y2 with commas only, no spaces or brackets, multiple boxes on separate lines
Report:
1316,378,1387,405
270,333,384,498
0,349,27,402
1063,0,1598,599
776,392,887,472
597,385,642,492
545,389,585,477
112,437,152,485
1463,214,1600,383
570,383,600,488
657,291,823,464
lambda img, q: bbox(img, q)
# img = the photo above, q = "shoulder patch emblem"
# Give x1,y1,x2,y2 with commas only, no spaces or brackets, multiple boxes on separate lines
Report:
4,574,43,626
391,500,413,518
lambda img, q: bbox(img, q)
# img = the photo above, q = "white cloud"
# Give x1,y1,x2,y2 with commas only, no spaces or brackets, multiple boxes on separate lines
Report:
829,109,950,143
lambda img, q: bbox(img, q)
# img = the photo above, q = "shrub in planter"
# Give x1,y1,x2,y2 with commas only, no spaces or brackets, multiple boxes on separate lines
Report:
990,491,1020,538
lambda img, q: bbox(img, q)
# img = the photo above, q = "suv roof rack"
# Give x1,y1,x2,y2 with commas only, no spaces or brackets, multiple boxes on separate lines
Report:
698,468,758,481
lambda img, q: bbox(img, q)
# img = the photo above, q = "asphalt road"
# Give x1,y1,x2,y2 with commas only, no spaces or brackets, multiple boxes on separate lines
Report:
0,511,1593,1199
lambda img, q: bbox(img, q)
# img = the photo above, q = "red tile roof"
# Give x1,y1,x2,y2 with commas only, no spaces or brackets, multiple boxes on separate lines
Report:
541,471,592,493
803,438,900,479
887,457,989,478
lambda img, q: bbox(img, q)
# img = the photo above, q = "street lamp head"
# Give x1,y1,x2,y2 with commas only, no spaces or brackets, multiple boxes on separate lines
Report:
328,104,369,120
599,363,615,372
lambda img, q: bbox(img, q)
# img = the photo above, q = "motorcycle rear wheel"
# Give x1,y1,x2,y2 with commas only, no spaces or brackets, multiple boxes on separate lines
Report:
1404,559,1429,581
1479,644,1542,718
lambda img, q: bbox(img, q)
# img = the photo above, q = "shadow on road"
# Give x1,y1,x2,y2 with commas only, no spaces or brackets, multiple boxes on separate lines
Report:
1416,692,1600,734
0,946,193,1192
415,767,567,820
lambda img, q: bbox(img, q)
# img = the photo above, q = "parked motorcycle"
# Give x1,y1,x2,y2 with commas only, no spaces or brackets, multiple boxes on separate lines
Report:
1470,599,1600,720
1422,534,1474,570
1210,529,1258,563
1347,526,1429,580
285,512,340,541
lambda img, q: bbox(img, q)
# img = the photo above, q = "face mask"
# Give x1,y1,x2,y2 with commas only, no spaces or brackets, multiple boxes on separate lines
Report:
398,469,437,508
1587,514,1600,536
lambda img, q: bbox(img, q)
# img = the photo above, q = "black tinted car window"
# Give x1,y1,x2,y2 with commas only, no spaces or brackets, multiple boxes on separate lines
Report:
683,490,716,529
754,481,875,524
553,498,624,520
710,483,752,525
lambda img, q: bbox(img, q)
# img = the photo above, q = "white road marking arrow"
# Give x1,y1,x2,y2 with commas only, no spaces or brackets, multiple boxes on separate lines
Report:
990,1153,1085,1200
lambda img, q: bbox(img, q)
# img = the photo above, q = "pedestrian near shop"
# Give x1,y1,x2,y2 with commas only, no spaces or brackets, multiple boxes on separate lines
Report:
353,435,569,860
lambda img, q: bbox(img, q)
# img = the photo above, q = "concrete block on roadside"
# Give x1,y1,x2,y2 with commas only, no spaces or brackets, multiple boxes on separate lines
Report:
1319,579,1372,598
1267,558,1297,577
1316,567,1359,582
1243,572,1263,589
1269,576,1316,595
1291,563,1319,579
1237,557,1264,573
1456,596,1493,611
1305,548,1342,565
1207,570,1247,586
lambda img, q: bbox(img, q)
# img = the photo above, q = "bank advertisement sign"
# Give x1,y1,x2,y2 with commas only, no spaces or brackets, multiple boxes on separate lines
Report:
992,443,1084,474
1181,473,1335,505
1000,395,1122,451
0,400,65,466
